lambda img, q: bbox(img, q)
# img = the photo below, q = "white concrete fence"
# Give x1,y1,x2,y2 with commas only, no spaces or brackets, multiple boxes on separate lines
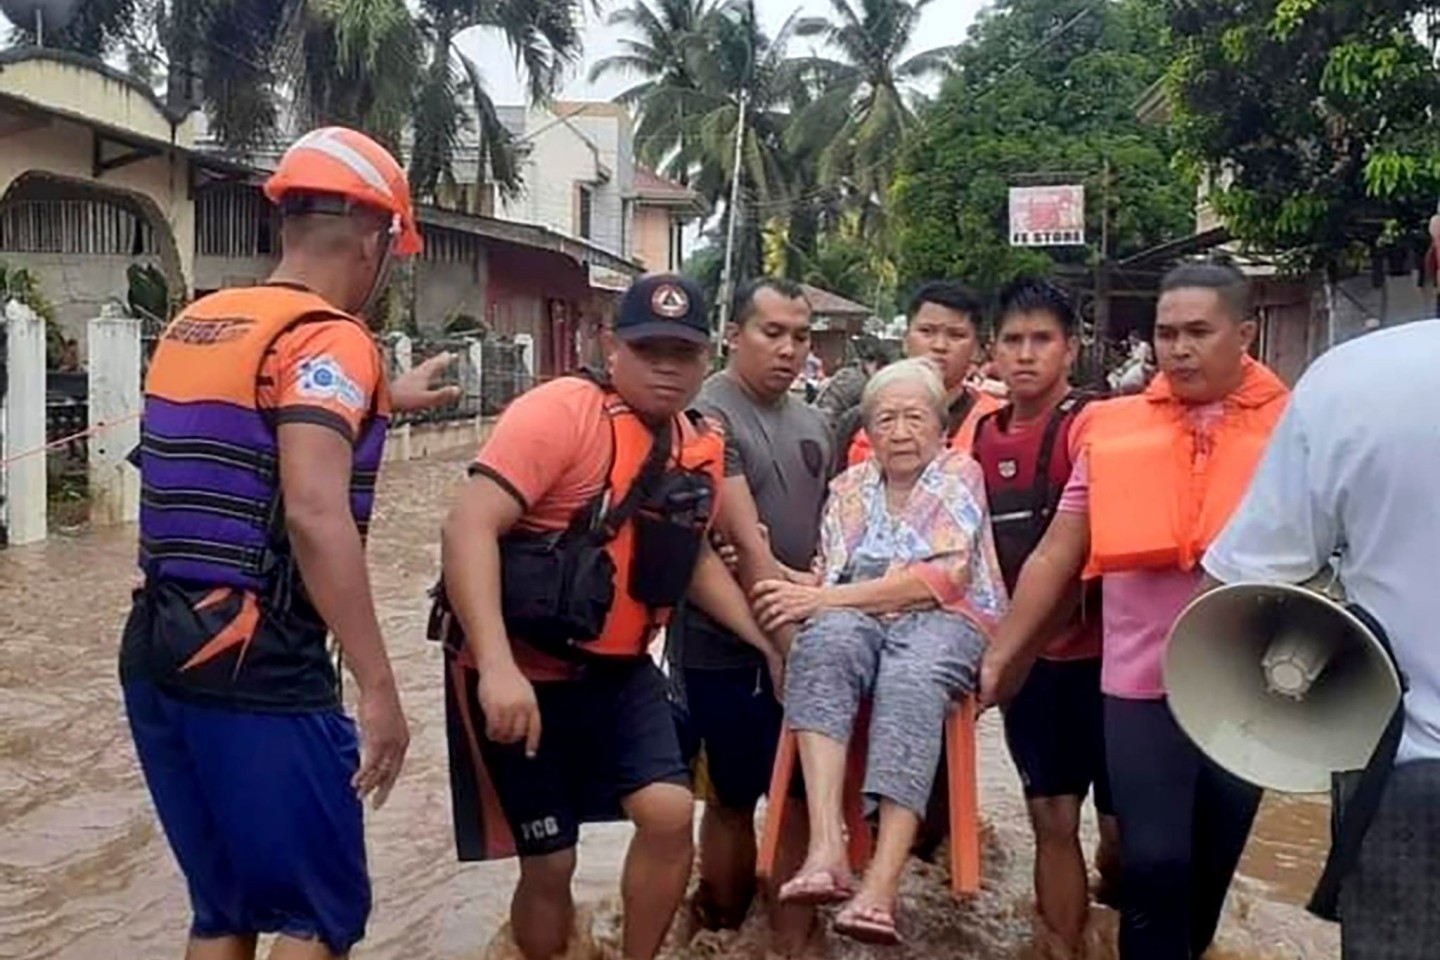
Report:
1,311,494,547
3,301,48,546
88,304,142,527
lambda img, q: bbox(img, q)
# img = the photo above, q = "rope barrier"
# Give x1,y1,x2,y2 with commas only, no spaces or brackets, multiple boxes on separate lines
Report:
0,412,141,468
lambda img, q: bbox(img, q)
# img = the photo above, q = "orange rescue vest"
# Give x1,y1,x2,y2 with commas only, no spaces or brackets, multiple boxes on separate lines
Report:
1083,357,1288,577
139,284,388,593
587,390,726,658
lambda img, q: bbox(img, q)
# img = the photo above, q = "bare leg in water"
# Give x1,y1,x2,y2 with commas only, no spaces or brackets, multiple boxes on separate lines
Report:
836,800,920,939
696,797,816,953
1029,795,1088,952
269,937,349,960
186,933,346,960
186,935,257,960
783,733,853,895
1094,813,1122,905
766,800,819,955
620,782,695,960
512,849,579,960
696,802,759,928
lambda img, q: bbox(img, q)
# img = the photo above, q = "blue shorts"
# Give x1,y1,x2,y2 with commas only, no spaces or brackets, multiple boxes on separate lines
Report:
123,681,369,954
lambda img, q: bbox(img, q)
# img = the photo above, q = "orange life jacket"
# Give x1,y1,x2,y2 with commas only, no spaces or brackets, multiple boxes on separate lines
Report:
846,386,1002,466
1083,357,1289,577
585,390,726,658
139,284,388,594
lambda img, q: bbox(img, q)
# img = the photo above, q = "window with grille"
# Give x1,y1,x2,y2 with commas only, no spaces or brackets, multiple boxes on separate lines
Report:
577,185,594,240
0,199,158,254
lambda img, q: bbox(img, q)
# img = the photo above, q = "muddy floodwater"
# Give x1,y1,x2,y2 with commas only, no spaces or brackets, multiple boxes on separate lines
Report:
0,451,1339,959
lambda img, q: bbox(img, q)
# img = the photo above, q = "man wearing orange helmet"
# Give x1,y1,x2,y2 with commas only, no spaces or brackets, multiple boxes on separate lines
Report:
120,126,450,960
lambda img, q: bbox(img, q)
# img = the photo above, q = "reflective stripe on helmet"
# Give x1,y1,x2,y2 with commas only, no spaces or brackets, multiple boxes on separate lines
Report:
288,128,397,202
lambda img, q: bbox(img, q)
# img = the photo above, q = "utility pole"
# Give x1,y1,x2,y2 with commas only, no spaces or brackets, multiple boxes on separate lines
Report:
1095,156,1113,376
716,91,749,342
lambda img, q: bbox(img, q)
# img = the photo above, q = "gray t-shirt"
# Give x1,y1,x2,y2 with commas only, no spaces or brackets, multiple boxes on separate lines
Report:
678,370,832,669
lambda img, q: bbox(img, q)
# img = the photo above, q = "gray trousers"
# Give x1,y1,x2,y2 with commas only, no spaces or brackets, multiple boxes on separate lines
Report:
1340,759,1440,959
784,608,986,816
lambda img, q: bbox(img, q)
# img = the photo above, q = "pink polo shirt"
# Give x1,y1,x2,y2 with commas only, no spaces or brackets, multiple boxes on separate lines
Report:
1058,453,1202,699
1057,399,1225,699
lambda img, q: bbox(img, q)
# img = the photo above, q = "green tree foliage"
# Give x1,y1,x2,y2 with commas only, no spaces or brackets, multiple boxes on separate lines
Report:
891,0,1194,298
600,0,907,310
793,0,954,216
1164,0,1440,272
797,228,899,318
589,0,714,175
598,0,818,284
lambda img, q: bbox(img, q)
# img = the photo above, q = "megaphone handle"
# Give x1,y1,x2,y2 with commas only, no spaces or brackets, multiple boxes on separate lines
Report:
1307,604,1407,923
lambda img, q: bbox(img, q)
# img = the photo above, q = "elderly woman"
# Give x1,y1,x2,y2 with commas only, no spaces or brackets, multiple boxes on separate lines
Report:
753,357,1007,945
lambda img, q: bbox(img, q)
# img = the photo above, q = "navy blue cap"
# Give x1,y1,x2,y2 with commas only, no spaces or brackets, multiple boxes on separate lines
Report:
615,273,710,344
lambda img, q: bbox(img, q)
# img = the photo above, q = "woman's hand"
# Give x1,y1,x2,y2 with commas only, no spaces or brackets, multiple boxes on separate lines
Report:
752,579,824,632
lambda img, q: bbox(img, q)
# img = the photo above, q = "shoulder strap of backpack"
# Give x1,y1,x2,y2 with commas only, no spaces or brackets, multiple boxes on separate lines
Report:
1029,390,1093,520
972,406,1007,455
596,412,674,541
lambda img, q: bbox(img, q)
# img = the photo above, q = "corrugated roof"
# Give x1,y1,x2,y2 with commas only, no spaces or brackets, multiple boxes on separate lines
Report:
634,166,695,201
801,283,872,318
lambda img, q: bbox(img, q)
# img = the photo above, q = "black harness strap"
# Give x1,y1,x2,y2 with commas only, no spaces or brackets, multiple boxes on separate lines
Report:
1308,604,1408,922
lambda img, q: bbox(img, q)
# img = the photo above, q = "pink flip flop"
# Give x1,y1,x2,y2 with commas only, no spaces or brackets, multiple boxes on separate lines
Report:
834,899,901,946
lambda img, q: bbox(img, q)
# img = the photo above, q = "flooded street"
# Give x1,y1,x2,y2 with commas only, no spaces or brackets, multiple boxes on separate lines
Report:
1,450,1338,959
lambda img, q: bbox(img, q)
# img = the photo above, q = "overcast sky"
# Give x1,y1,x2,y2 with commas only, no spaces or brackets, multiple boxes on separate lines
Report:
456,0,990,106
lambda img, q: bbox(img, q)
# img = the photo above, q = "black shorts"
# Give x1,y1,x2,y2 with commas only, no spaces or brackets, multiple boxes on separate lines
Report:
1002,657,1113,814
674,664,785,810
446,656,689,860
1339,760,1440,959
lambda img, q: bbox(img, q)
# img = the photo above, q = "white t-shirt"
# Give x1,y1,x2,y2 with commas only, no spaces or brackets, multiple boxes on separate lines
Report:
1204,319,1440,764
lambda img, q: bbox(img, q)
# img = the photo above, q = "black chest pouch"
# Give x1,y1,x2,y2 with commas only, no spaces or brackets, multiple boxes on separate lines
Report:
628,467,715,608
498,526,617,649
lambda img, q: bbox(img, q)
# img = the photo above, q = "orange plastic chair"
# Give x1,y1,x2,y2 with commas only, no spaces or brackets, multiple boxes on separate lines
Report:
757,697,981,898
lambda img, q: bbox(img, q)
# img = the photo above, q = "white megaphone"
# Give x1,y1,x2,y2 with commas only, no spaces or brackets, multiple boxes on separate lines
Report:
1164,571,1402,794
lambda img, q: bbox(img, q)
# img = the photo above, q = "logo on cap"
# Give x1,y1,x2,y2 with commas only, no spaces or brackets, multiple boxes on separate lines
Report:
999,459,1018,480
651,283,690,319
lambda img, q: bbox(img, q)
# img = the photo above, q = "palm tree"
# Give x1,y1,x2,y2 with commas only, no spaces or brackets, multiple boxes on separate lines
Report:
794,0,954,204
601,0,810,280
12,0,586,197
407,0,589,202
691,2,818,280
587,0,713,177
291,0,424,152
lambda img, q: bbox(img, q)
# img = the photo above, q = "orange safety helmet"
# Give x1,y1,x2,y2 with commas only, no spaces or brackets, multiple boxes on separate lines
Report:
263,126,423,256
